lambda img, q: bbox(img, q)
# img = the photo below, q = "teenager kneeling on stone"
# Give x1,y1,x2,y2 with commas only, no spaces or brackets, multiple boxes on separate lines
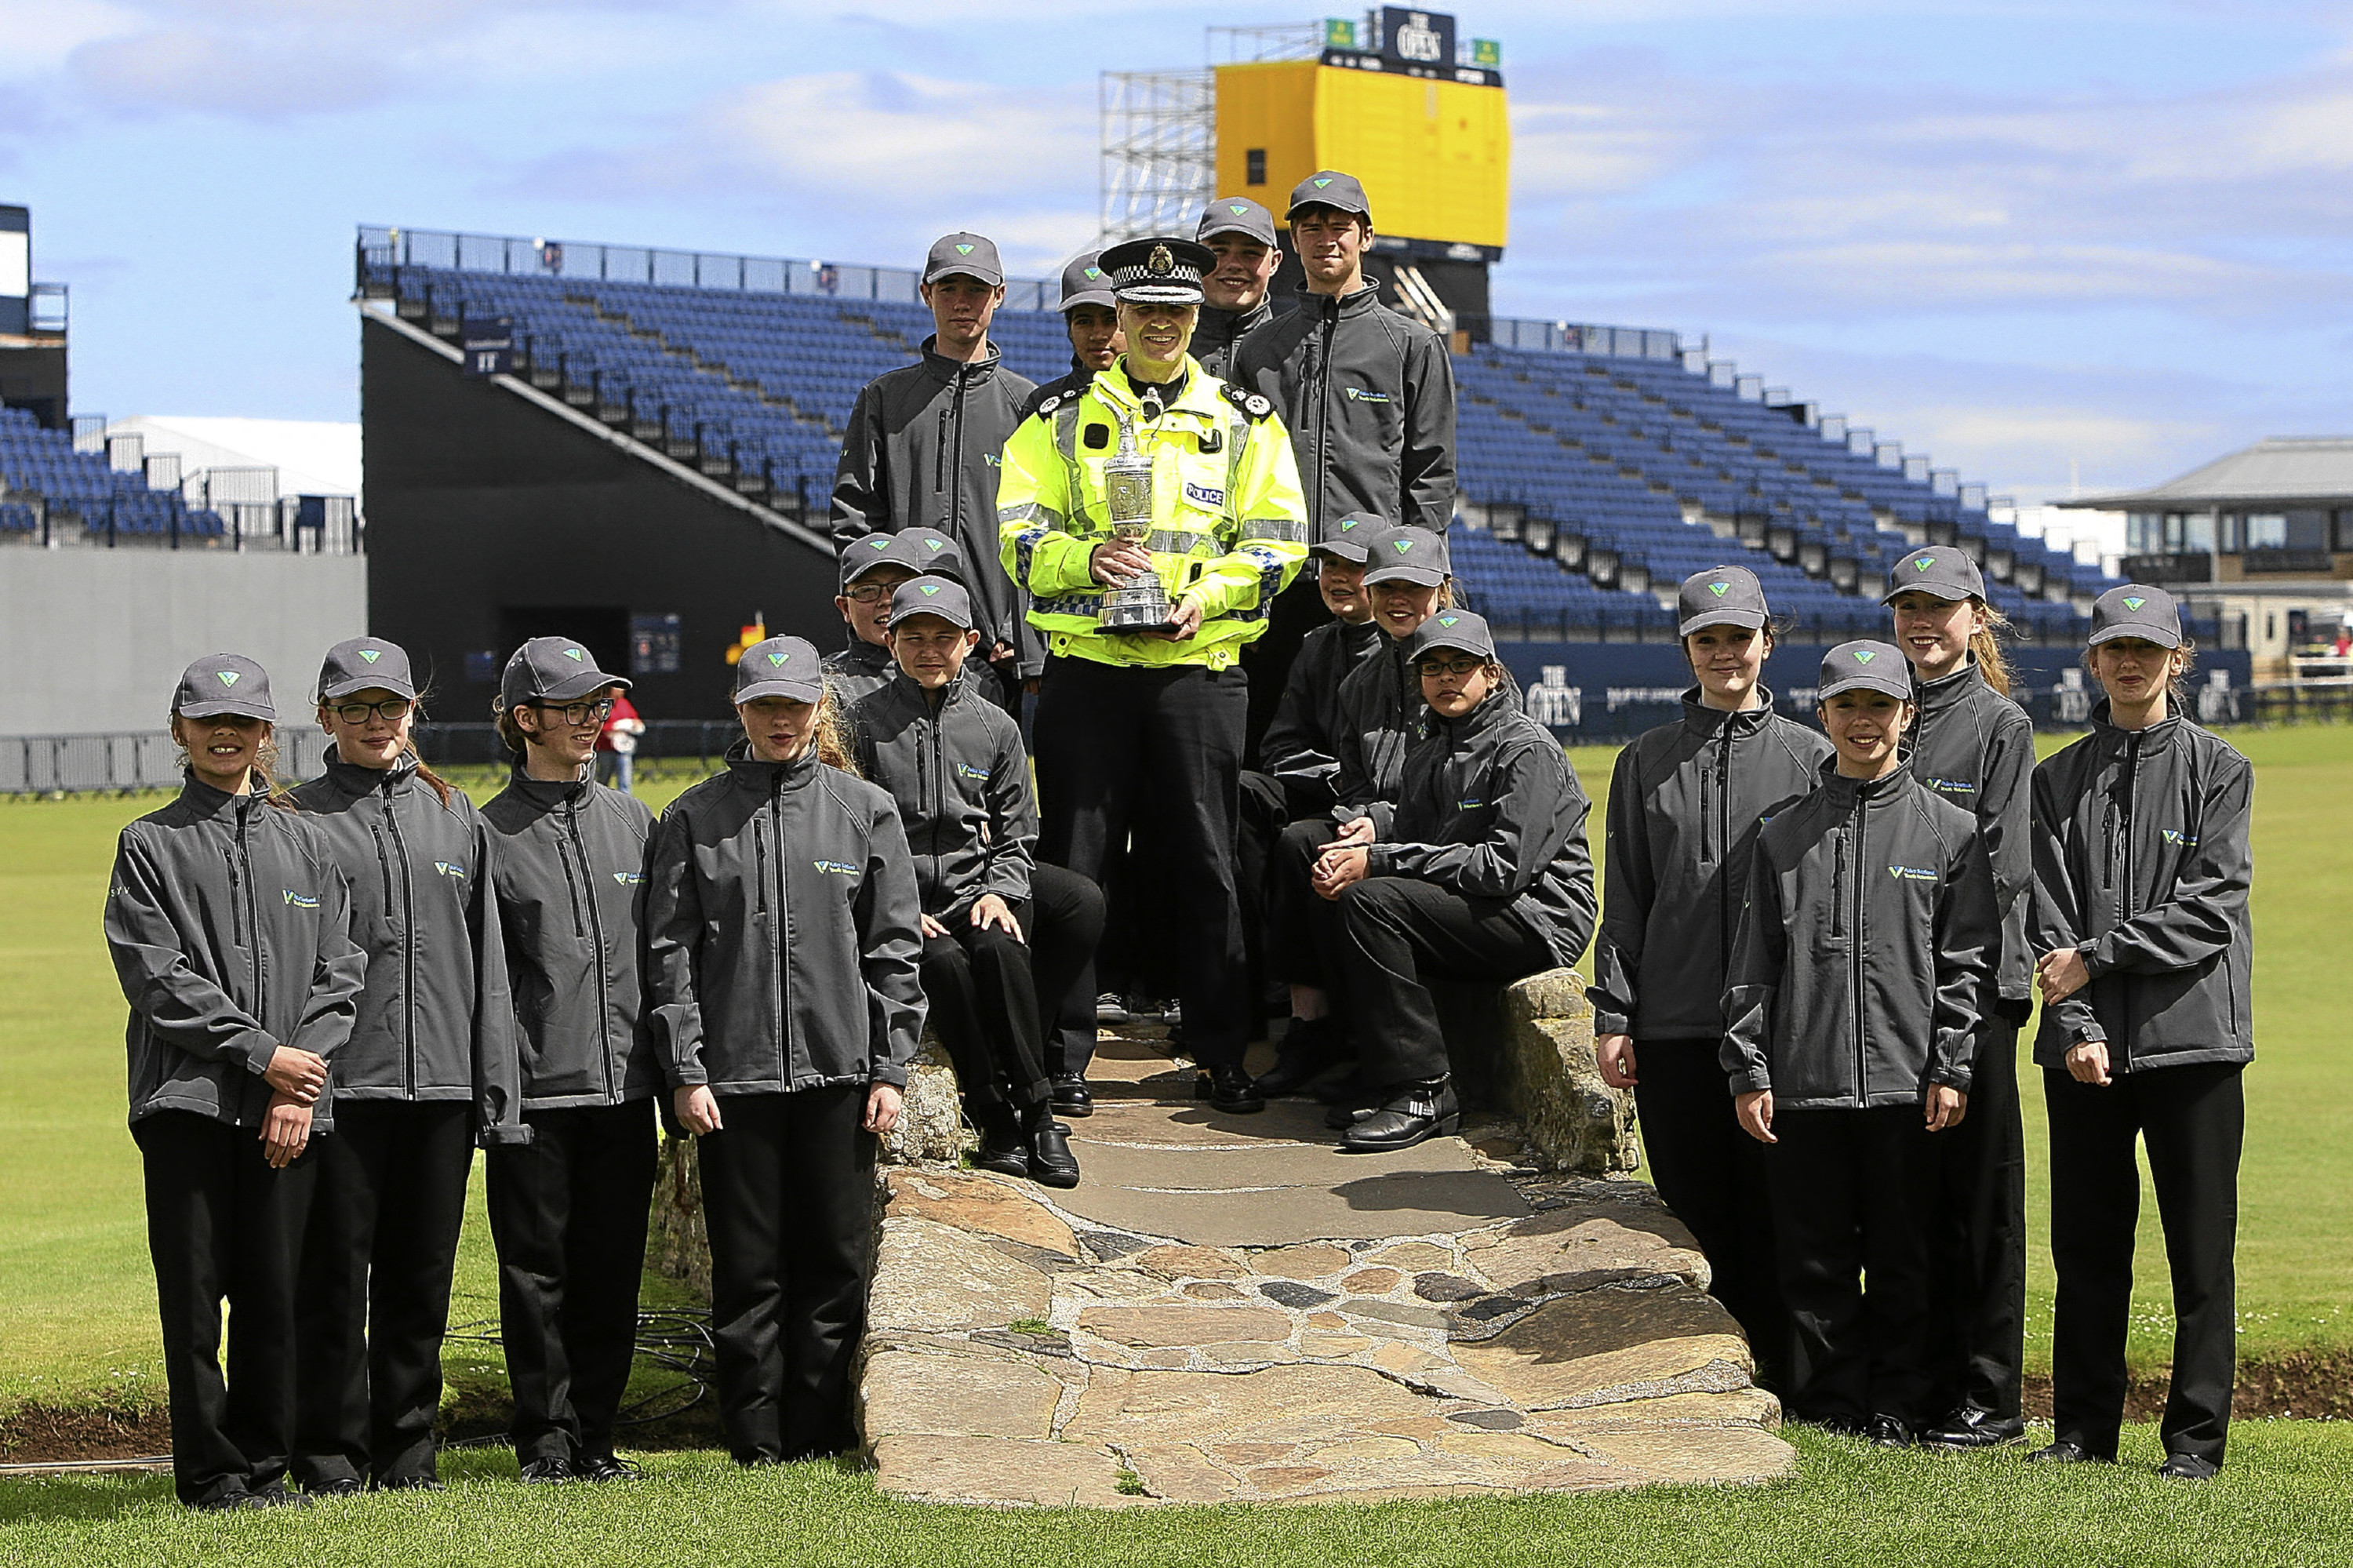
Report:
1722,640,1996,1447
1306,611,1595,1151
849,577,1101,1187
107,656,365,1512
482,638,661,1483
646,636,926,1465
1588,566,1829,1390
2028,585,2253,1483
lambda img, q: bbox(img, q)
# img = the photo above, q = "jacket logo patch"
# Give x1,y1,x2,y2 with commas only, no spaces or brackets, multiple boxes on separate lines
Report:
613,871,645,886
1924,777,1977,793
1344,387,1393,403
1457,797,1484,810
1887,864,1938,882
813,860,860,875
1184,482,1226,509
282,890,321,908
434,860,467,879
2160,829,2198,846
955,762,991,782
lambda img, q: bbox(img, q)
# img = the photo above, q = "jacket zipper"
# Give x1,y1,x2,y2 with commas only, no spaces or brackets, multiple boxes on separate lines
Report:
235,801,263,1031
1849,788,1869,1107
563,796,616,1101
2117,733,2141,1068
769,773,789,1086
381,777,419,1097
1715,718,1735,973
948,370,967,532
1313,303,1334,538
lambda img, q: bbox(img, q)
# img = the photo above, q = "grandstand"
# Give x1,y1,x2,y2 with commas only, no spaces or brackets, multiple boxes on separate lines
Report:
0,406,233,546
360,223,2162,707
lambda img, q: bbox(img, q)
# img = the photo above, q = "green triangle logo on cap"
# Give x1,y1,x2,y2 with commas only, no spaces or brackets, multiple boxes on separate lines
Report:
1915,556,1936,571
867,537,890,551
1853,649,1876,663
564,647,584,660
955,243,974,255
2123,595,2147,610
216,670,240,687
358,648,382,663
1438,615,1459,627
1084,267,1101,279
1339,519,1357,530
1228,203,1249,215
766,650,787,666
1394,538,1414,553
920,584,941,596
1314,177,1333,187
924,537,944,551
1709,581,1729,597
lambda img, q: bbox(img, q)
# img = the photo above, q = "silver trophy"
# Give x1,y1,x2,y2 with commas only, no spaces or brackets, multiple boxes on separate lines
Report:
1096,414,1177,633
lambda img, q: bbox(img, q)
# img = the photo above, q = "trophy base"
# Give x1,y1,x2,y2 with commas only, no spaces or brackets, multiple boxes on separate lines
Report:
1098,599,1180,635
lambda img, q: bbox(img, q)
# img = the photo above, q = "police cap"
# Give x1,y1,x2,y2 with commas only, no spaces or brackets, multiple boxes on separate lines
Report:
1099,235,1216,306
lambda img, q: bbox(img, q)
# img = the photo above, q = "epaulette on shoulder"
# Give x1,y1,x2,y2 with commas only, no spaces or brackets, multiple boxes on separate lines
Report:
1220,382,1275,421
1033,370,1097,420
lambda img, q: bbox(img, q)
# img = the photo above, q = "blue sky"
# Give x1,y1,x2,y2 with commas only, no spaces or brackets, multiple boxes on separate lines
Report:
4,0,2350,514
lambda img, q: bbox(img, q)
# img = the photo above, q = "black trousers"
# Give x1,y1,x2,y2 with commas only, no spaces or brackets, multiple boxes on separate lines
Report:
1929,1015,2028,1420
1631,1041,1789,1390
1766,1104,1941,1426
1330,875,1555,1089
1239,572,1332,768
294,1099,474,1486
697,1086,874,1463
922,902,1053,1119
1235,770,1291,1031
1270,817,1344,988
133,1111,315,1507
1032,657,1250,1067
2045,1060,2243,1465
485,1099,658,1464
1027,863,1105,1079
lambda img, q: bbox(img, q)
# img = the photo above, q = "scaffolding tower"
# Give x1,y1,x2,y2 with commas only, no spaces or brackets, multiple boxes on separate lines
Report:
1098,24,1326,242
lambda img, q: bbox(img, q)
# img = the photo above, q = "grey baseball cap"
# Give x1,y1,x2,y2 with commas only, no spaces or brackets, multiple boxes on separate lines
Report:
501,635,629,712
1288,170,1372,221
922,232,1003,288
1058,250,1115,313
1198,196,1278,246
316,637,418,703
1678,564,1770,637
840,528,967,589
1818,640,1912,701
1314,513,1392,565
733,636,824,704
1362,525,1451,587
1408,610,1496,664
1882,544,1986,605
2088,584,2184,649
175,653,276,722
888,576,976,631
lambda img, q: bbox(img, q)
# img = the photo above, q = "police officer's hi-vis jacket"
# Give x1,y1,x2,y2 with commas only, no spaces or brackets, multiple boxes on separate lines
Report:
996,355,1310,671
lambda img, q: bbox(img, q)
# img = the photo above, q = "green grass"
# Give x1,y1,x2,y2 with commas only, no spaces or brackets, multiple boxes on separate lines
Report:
3,728,2348,1414
3,1423,2350,1566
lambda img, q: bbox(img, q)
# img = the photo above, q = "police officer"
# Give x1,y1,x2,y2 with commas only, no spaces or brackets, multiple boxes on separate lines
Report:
2029,586,2253,1482
289,638,526,1495
832,232,1038,702
1881,546,2037,1449
997,234,1310,1113
1229,170,1459,760
1021,251,1122,418
106,656,365,1512
481,638,661,1484
1588,567,1831,1388
1191,196,1280,380
827,527,1006,709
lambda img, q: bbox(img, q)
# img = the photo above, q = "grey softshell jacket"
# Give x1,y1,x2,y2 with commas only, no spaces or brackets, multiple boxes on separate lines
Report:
1722,761,1998,1109
829,337,1041,671
107,775,366,1130
1260,617,1385,814
2028,707,2253,1075
826,638,1006,715
1191,299,1273,382
1909,662,2037,1016
1587,692,1834,1041
645,743,926,1094
850,671,1037,919
1229,285,1457,541
1367,690,1598,969
289,751,527,1144
481,766,660,1110
1333,634,1521,822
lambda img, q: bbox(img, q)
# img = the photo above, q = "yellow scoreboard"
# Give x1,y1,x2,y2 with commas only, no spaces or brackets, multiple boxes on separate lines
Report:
1213,56,1511,254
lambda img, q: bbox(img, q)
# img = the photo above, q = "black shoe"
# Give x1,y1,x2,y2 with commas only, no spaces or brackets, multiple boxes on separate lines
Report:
1253,1017,1347,1097
305,1475,365,1498
1095,993,1132,1025
1195,1063,1264,1114
191,1489,256,1513
1865,1413,1914,1449
1340,1079,1460,1152
575,1453,642,1483
1325,1097,1378,1130
518,1456,573,1484
372,1475,447,1493
1922,1406,2026,1449
973,1126,1031,1180
2156,1453,2220,1482
1048,1075,1093,1118
2027,1441,2107,1465
1027,1119,1082,1188
247,1483,311,1509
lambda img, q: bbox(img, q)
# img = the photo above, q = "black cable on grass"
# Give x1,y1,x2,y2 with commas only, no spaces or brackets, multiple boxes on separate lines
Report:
439,1307,716,1449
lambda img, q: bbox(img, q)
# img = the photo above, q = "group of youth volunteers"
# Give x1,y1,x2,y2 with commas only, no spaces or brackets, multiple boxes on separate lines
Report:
108,168,2253,1511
